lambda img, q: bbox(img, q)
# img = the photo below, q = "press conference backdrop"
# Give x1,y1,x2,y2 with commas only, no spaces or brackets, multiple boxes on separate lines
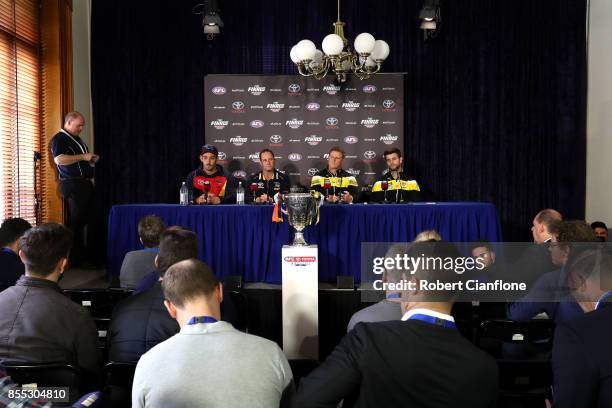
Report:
203,74,404,190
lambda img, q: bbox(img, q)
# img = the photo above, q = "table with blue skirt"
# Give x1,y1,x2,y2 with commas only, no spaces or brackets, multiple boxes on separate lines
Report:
107,202,502,284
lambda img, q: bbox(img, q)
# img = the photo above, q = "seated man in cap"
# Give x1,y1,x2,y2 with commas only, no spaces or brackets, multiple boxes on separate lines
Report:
185,144,235,204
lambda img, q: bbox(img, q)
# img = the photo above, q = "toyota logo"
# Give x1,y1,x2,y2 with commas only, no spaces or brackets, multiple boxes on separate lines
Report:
218,152,227,160
382,100,395,109
288,84,301,93
232,101,245,110
363,151,376,160
326,117,338,126
270,135,283,144
212,86,226,95
307,168,319,176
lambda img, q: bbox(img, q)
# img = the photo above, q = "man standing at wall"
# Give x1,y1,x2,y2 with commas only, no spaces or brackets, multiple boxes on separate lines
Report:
50,111,99,267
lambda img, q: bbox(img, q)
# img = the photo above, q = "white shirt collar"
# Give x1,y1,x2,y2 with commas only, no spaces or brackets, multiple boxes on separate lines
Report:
401,308,455,322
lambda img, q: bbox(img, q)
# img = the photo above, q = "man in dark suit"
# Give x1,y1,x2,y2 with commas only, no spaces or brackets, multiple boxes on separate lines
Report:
551,247,612,407
108,228,197,362
0,223,99,374
294,241,498,408
0,218,32,291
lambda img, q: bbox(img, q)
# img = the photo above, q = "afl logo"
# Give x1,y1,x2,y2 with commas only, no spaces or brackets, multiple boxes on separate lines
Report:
288,83,301,93
307,168,319,176
218,152,227,161
344,136,358,144
231,101,245,110
288,153,302,162
306,102,320,111
212,86,226,95
270,134,283,144
250,120,264,128
233,170,247,179
363,85,377,93
363,151,376,160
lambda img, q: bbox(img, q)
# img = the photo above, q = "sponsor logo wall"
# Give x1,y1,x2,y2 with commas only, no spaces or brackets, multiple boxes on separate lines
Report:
204,75,404,189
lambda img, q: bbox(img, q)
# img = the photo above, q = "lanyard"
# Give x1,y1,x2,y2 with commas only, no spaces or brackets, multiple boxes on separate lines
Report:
408,313,457,330
187,316,218,325
60,129,88,154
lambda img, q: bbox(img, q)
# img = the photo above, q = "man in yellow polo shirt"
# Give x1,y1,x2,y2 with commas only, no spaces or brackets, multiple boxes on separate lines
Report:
371,148,421,203
310,146,358,203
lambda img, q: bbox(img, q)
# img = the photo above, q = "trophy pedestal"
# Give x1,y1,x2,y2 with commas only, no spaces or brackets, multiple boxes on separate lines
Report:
282,245,318,360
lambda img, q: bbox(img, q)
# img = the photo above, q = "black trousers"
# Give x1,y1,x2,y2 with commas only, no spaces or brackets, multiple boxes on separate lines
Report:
59,178,95,264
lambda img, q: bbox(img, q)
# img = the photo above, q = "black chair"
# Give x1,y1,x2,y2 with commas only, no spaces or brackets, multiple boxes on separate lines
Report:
103,361,137,408
475,319,555,359
0,362,88,406
497,360,552,408
63,288,133,318
226,290,249,332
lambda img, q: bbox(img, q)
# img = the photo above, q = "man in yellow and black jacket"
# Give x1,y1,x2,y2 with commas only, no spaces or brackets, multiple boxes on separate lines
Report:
310,146,358,203
371,148,421,203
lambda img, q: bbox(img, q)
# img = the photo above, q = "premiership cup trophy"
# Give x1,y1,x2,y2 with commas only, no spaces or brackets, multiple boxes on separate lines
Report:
286,193,319,246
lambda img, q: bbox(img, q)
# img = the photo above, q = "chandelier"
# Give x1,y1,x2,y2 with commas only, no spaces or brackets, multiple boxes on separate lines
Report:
290,0,390,83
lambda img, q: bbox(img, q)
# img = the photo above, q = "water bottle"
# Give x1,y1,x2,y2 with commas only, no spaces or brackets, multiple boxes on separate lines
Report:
180,182,189,205
236,181,245,205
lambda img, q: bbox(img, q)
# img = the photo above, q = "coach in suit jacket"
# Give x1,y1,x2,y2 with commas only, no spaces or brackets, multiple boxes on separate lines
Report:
294,242,498,408
551,248,612,408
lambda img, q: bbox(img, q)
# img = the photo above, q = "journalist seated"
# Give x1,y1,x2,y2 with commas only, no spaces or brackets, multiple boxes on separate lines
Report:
0,223,99,374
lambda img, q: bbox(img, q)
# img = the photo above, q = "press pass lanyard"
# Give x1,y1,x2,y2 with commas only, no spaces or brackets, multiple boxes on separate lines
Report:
408,314,457,330
187,316,218,325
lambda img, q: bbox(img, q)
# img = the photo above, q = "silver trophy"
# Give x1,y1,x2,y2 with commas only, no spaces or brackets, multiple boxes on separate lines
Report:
286,193,319,246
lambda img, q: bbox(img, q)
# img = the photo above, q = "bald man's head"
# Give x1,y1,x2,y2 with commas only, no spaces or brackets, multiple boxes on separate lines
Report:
532,209,563,244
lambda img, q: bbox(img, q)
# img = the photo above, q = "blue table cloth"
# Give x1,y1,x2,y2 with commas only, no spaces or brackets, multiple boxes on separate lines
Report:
107,202,502,283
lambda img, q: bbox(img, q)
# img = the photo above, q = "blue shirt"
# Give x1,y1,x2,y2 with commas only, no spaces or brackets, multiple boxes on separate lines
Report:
507,269,584,323
50,129,94,180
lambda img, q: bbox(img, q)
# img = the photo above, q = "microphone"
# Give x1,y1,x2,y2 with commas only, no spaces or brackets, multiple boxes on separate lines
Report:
250,182,259,203
381,180,389,204
323,178,331,199
194,176,211,204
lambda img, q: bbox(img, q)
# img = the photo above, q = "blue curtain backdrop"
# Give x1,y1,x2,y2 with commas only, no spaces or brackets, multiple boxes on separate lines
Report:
90,0,586,252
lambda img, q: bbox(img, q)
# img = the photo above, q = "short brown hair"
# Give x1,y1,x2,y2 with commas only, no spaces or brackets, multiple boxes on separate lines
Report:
552,220,597,244
383,148,402,159
157,228,198,277
138,215,166,248
20,223,73,276
259,149,274,160
329,146,345,158
162,259,218,308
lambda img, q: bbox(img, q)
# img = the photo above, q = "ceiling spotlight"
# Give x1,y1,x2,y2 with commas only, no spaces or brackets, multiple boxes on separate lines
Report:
419,0,440,40
193,0,224,40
